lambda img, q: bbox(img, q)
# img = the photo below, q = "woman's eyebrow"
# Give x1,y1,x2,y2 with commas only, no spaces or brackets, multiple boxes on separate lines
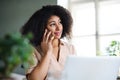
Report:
48,18,61,24
48,21,55,24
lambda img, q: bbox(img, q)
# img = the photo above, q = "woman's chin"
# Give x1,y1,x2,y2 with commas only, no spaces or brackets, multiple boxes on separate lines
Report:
54,36,61,39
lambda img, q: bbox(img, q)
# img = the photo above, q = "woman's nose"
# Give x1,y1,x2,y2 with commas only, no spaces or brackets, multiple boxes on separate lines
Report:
56,24,61,30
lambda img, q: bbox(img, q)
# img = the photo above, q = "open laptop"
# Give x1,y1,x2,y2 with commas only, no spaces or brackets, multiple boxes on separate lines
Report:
61,56,120,80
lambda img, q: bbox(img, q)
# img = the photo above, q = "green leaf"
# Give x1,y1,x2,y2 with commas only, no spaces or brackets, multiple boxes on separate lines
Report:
0,32,34,77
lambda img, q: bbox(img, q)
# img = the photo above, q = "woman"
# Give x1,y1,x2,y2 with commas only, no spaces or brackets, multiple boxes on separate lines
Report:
21,5,76,80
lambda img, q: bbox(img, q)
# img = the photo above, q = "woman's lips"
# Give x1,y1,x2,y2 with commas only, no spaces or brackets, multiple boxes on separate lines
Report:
54,32,61,36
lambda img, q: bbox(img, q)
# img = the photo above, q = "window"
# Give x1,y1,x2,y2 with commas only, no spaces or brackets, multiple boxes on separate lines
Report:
69,0,120,56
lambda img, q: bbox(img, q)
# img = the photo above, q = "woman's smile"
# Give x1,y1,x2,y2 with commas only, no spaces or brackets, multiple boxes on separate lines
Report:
54,31,62,36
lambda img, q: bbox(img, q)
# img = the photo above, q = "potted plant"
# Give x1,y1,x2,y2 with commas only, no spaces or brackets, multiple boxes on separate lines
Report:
0,32,33,80
106,40,120,56
106,40,120,79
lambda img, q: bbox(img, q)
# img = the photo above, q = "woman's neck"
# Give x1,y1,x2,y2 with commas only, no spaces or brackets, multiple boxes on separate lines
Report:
52,39,60,48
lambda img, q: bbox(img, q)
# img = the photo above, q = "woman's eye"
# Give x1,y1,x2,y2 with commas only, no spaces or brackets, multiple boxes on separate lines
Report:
50,23,55,27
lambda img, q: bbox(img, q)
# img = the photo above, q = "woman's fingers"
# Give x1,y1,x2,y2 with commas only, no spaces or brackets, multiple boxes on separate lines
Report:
49,35,54,43
46,31,52,43
43,29,47,41
41,29,54,54
42,29,53,43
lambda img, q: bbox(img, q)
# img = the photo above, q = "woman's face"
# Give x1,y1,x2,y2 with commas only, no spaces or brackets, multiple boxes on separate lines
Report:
46,15,63,39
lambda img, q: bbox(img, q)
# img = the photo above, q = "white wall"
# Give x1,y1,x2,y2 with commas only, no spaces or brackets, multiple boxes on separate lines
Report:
57,0,69,9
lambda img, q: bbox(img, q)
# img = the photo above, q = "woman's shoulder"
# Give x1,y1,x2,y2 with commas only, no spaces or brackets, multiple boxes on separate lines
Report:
60,40,76,55
60,40,74,47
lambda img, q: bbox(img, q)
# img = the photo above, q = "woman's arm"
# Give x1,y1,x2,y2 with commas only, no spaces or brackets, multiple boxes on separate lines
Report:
27,29,54,80
27,51,52,80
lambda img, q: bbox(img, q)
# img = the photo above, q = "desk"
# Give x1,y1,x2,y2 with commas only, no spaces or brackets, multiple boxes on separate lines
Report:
11,73,26,80
11,73,120,80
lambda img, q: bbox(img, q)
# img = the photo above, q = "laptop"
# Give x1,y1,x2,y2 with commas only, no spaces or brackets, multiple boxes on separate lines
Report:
61,56,120,80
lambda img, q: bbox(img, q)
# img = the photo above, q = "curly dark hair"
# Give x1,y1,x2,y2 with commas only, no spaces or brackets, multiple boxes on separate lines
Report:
21,5,73,46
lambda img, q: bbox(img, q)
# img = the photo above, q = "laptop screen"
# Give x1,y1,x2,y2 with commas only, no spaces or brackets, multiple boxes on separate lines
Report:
61,56,120,80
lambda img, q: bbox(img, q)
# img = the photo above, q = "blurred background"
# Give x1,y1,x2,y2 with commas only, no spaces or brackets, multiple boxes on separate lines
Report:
65,0,120,57
0,0,56,37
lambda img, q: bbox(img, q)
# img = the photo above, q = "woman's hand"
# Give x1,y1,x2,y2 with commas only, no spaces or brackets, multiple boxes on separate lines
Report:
40,29,54,54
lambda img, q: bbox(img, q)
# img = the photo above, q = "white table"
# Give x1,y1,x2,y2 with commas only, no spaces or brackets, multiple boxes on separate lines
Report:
11,73,26,80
